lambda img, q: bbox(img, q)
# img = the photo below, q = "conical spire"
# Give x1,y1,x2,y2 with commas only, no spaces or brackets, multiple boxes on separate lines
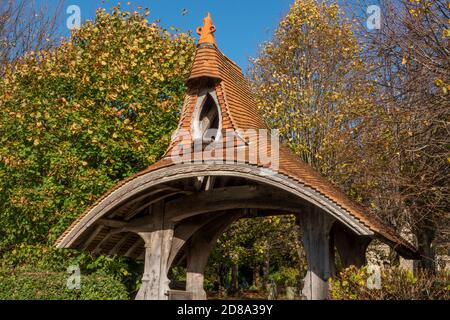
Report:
196,13,217,46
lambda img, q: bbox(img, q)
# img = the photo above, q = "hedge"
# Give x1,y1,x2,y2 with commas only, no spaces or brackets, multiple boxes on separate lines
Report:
0,269,129,300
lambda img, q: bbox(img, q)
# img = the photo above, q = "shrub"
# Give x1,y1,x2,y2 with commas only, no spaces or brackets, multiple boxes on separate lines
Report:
0,269,129,300
268,267,300,287
330,266,450,300
0,244,143,296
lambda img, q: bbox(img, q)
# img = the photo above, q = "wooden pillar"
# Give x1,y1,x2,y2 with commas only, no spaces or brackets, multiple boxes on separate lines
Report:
135,202,174,300
299,206,334,300
168,213,227,270
332,222,371,269
185,212,242,300
186,233,210,300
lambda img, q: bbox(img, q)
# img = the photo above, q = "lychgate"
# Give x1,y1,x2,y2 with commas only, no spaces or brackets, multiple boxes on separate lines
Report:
55,13,419,300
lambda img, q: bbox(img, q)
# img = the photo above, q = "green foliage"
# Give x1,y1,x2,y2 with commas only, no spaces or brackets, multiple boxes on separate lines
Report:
0,269,128,300
171,266,187,282
268,267,300,287
211,216,302,266
0,7,194,256
330,266,450,300
206,215,305,293
0,244,143,295
0,7,193,298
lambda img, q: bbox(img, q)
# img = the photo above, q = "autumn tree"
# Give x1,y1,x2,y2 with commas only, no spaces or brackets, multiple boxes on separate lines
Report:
246,0,376,287
220,0,381,296
251,0,449,272
348,0,450,270
249,0,377,189
0,8,195,260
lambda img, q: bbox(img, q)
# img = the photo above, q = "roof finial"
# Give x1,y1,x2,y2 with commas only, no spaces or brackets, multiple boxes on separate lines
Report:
197,12,217,46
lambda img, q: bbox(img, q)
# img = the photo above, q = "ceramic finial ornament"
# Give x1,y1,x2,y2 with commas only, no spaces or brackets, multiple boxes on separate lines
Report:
197,13,217,45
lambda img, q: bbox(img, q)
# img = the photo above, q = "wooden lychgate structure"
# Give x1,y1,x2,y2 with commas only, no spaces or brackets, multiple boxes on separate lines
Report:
56,14,418,300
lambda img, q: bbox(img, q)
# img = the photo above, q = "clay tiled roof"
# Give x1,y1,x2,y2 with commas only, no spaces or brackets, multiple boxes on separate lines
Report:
169,39,417,257
56,14,418,259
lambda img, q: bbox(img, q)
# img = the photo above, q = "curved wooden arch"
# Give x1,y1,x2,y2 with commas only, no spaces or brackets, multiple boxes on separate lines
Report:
57,163,373,249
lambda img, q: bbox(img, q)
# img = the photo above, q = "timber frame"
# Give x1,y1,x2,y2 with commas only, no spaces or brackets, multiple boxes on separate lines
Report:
55,14,419,300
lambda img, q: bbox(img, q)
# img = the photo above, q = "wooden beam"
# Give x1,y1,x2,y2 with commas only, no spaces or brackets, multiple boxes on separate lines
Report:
204,176,216,191
185,211,243,300
93,230,115,254
137,249,145,261
114,186,180,219
58,163,375,252
332,222,372,269
116,216,154,234
299,206,335,300
91,187,302,256
243,210,300,219
165,185,304,222
168,213,228,269
135,202,174,300
82,226,104,250
96,187,301,232
124,239,143,258
194,177,204,191
109,233,132,255
124,191,192,221
97,218,127,229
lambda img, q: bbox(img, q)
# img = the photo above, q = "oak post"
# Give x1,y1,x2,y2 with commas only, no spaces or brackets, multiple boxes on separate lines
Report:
299,206,335,300
135,202,174,300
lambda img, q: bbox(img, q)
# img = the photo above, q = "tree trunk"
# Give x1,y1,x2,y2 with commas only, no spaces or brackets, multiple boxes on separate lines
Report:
417,227,436,273
230,262,239,295
262,243,270,291
219,264,227,290
253,264,261,289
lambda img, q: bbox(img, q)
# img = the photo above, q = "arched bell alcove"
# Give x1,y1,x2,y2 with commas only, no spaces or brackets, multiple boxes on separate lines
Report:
192,88,222,146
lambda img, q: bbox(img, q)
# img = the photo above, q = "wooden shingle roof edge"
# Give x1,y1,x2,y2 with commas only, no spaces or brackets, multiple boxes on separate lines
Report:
54,157,419,259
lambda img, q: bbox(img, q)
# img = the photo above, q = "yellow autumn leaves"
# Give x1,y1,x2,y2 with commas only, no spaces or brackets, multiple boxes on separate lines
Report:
0,7,196,248
250,0,373,179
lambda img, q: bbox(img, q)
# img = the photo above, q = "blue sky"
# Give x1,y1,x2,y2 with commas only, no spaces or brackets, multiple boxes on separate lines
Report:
49,0,295,72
